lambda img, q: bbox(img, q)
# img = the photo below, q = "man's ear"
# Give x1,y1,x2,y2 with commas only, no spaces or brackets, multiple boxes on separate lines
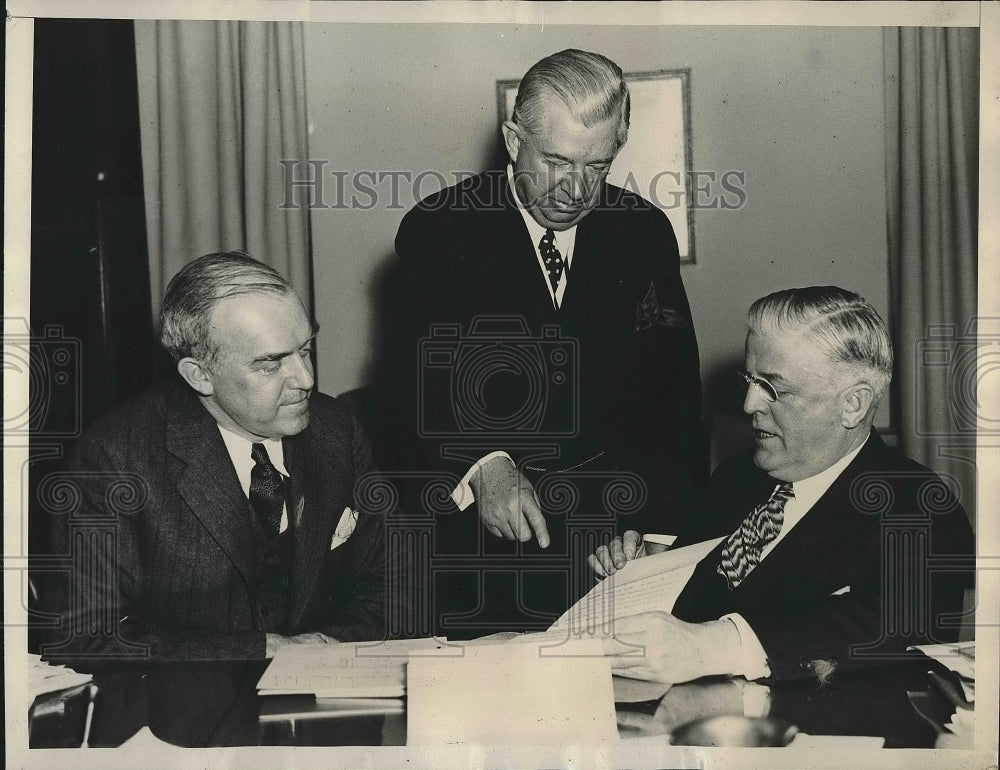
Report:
841,381,875,429
501,120,521,164
177,357,214,396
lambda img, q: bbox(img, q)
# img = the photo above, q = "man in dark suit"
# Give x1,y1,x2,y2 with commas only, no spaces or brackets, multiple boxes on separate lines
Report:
590,287,974,683
386,49,703,637
49,252,392,662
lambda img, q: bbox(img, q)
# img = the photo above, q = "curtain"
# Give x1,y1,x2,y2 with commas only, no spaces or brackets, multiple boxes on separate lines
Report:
135,21,312,321
884,27,979,524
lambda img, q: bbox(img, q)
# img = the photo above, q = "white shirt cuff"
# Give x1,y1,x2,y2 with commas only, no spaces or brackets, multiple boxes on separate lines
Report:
721,613,772,681
451,451,515,510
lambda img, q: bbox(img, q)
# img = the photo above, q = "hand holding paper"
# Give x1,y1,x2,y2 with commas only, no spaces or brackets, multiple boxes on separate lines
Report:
588,530,672,577
602,613,742,684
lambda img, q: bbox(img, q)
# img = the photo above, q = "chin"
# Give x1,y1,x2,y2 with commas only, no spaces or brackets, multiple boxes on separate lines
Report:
277,412,310,438
752,447,779,474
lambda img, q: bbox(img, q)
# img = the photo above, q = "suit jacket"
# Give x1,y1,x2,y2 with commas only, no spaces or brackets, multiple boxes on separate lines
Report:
672,430,975,682
49,380,390,662
387,169,704,538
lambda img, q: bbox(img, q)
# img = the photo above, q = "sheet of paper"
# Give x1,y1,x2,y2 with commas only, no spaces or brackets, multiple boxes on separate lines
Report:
406,638,618,745
259,696,404,721
553,537,724,631
256,637,450,697
907,642,975,682
787,733,886,749
29,653,92,701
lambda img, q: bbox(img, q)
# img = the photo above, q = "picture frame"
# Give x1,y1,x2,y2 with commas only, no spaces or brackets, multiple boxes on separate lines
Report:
497,68,695,264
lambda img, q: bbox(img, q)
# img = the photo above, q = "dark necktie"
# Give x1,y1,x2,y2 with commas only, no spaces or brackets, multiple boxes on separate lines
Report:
716,482,794,589
250,443,284,538
539,229,565,293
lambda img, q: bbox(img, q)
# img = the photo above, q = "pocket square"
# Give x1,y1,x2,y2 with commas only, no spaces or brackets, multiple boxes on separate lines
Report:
831,585,851,596
330,507,359,550
634,280,689,332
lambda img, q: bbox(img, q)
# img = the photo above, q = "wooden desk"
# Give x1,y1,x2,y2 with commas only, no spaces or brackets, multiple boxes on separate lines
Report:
28,656,955,749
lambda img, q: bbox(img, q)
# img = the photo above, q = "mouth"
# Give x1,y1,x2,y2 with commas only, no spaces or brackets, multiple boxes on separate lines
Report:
545,200,583,213
752,428,779,441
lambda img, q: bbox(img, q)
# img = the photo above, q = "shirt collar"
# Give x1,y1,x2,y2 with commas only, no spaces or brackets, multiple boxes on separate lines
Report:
783,433,869,501
506,164,577,260
217,424,288,477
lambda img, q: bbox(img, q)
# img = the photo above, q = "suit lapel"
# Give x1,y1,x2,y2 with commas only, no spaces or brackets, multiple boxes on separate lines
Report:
166,384,258,585
496,176,554,312
680,432,887,613
741,431,886,588
285,424,354,630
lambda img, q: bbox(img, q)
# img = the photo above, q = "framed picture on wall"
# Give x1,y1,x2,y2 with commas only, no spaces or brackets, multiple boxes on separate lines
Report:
497,68,695,264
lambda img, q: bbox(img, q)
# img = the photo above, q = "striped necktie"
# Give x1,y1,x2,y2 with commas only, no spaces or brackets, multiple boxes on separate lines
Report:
716,483,794,589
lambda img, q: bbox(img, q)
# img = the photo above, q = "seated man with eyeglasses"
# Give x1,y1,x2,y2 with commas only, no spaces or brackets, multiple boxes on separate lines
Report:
589,286,974,685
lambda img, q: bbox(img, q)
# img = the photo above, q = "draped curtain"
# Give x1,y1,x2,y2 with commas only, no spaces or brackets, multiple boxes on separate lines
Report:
135,20,313,321
884,27,979,524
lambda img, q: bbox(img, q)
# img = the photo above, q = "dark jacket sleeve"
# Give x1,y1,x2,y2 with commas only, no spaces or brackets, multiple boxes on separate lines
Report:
386,201,478,484
47,436,266,666
605,204,705,533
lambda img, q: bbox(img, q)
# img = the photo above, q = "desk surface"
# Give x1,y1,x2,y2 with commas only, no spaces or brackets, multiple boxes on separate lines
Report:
29,656,954,749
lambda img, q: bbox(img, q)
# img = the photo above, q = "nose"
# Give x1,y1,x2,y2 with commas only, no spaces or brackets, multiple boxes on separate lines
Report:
288,352,315,392
743,381,768,416
557,167,587,202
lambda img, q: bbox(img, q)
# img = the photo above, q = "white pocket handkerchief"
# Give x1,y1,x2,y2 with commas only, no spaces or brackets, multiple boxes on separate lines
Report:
331,507,359,550
831,585,851,596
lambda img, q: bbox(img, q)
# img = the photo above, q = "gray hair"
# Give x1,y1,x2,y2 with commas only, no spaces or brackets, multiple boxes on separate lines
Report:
748,286,893,398
159,251,294,364
512,49,630,149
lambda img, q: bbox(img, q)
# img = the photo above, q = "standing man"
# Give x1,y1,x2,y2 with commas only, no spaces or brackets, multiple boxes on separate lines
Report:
50,252,393,662
590,287,974,684
387,50,704,636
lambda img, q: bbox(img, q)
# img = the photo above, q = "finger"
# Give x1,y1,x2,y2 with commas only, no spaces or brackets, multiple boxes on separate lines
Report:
487,525,503,538
590,544,609,574
609,537,628,569
491,506,518,540
498,517,517,539
521,489,550,549
616,710,655,732
623,530,644,560
588,553,608,578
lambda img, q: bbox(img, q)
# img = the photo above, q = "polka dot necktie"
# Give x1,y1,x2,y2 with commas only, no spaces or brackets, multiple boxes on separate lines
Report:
539,229,565,293
250,443,284,538
716,483,794,589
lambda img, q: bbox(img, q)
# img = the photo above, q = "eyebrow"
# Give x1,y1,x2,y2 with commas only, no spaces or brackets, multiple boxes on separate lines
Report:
755,370,792,387
250,331,318,365
543,152,614,166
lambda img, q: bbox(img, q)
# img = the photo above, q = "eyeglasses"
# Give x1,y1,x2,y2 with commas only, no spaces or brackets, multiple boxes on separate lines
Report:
738,369,779,403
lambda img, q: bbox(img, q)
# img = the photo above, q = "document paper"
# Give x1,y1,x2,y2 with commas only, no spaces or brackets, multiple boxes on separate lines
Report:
407,638,617,745
257,638,451,697
552,537,724,632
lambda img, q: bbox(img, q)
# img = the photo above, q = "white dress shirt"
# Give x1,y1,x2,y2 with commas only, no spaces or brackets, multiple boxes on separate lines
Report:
218,425,290,533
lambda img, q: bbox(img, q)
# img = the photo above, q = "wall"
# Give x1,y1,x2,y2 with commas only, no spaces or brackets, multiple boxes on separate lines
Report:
304,24,888,425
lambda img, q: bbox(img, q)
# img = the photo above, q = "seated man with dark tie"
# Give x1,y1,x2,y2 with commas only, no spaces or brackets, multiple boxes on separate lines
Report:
49,252,393,662
589,287,974,683
386,49,704,637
